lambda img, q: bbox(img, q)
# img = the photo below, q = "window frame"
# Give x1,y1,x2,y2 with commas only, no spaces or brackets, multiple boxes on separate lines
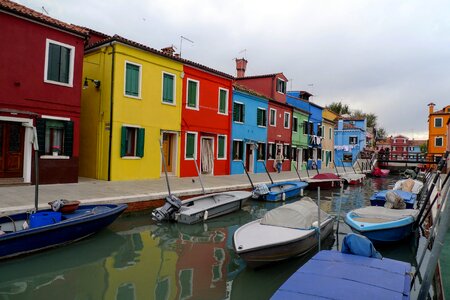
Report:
44,39,75,87
284,112,290,129
269,108,277,127
186,78,200,110
218,88,229,115
293,116,298,133
233,101,245,123
121,124,145,159
217,134,227,160
161,71,176,105
329,127,332,139
232,139,244,161
124,61,142,99
257,107,267,127
435,136,443,147
349,136,358,145
267,142,276,160
257,142,266,161
276,78,286,94
435,117,443,128
185,131,198,160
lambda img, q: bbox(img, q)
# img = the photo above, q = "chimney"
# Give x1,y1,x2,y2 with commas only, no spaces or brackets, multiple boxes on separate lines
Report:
235,58,247,78
428,102,435,114
161,46,176,56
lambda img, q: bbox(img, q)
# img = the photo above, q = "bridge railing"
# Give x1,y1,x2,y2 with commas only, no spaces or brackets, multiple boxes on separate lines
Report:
376,153,441,164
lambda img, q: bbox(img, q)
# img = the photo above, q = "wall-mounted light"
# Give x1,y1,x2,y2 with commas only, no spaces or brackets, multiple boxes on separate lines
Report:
83,77,101,89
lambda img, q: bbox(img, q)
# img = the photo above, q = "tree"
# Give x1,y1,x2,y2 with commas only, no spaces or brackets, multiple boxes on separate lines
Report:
376,127,387,140
327,102,350,115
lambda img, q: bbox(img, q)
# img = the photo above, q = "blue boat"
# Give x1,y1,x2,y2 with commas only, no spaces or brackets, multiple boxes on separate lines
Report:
272,234,411,299
370,190,417,209
345,206,418,243
0,204,127,259
252,181,308,202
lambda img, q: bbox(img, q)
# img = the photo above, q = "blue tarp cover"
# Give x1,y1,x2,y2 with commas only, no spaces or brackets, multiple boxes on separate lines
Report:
341,233,382,259
370,190,416,205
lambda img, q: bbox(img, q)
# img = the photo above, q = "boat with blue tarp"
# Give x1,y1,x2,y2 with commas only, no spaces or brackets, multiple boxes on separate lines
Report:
252,181,308,202
370,190,417,209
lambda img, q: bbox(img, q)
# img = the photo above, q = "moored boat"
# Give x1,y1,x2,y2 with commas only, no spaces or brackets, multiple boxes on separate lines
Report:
0,204,127,259
252,181,308,202
233,197,334,268
152,191,251,225
305,173,342,190
370,190,417,209
340,173,366,185
393,178,424,195
370,167,390,177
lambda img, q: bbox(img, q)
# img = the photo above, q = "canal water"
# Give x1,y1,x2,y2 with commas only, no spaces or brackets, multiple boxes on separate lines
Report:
0,176,429,299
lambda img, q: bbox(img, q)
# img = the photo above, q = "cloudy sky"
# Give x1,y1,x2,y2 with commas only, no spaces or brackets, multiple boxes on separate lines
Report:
17,0,450,139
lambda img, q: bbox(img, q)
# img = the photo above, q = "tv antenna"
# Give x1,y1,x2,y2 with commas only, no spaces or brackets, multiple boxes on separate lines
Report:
238,49,247,58
289,78,293,90
179,36,194,58
41,6,49,15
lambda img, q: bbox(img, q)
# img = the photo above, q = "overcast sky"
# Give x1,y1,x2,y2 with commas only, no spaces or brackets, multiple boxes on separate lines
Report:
17,0,450,139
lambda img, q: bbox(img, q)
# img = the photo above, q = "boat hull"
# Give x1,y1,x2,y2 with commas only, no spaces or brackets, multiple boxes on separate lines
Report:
306,179,341,190
261,182,308,202
0,204,127,259
235,218,334,268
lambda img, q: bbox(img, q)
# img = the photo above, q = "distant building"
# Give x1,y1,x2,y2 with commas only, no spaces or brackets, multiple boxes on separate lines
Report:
322,109,338,168
334,118,367,167
408,139,427,160
427,103,450,162
391,135,410,160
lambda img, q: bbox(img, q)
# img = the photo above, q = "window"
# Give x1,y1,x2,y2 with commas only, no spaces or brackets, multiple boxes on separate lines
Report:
162,72,175,104
435,117,443,128
217,135,226,159
283,145,290,159
186,79,199,109
218,88,228,114
329,127,332,139
232,140,243,160
118,283,136,300
267,143,276,159
121,126,145,157
44,39,75,86
124,62,141,98
349,136,358,145
269,108,277,126
318,149,322,160
179,269,193,300
291,147,297,161
257,142,266,160
36,118,74,157
317,125,323,137
436,137,443,147
276,78,286,94
343,153,352,162
284,112,290,129
233,102,245,123
303,121,308,134
185,132,197,159
293,117,298,133
302,148,308,161
257,108,267,127
393,146,396,151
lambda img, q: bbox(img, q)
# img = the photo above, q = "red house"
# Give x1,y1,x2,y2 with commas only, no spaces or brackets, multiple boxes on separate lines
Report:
391,135,409,160
0,0,86,184
235,59,293,172
180,65,234,177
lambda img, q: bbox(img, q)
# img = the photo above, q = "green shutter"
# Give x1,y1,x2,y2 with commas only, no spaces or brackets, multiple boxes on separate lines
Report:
63,121,74,157
187,81,197,107
36,118,46,156
218,136,225,158
163,74,174,103
120,127,127,157
47,43,60,82
233,103,239,122
219,90,226,113
136,128,145,157
186,133,195,158
125,63,139,97
241,104,245,122
257,109,262,126
59,46,70,83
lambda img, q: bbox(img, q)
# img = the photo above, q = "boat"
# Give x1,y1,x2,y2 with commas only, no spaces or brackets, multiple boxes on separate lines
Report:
370,167,390,177
340,173,366,185
233,197,334,268
152,191,252,225
252,181,308,202
304,173,342,190
345,206,419,243
393,178,424,195
0,204,127,259
271,234,411,299
370,190,417,209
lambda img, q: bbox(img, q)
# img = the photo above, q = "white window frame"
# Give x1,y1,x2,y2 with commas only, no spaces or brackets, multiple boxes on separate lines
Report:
186,78,200,110
435,117,443,128
349,136,358,145
121,124,142,159
435,136,443,147
257,107,267,128
161,71,176,105
232,139,244,161
276,78,286,94
44,39,75,87
269,108,277,127
217,134,227,160
184,131,198,160
284,112,290,129
218,88,229,115
329,127,332,139
267,142,275,160
124,61,142,99
293,116,298,133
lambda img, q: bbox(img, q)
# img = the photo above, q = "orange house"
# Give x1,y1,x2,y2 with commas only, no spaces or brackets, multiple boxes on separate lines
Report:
427,103,450,161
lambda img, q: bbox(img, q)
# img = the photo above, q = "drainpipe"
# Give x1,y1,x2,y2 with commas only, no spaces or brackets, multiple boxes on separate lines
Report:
107,42,116,181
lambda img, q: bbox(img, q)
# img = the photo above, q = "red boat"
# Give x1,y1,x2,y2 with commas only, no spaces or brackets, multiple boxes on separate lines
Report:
370,167,390,177
305,173,342,190
340,173,366,185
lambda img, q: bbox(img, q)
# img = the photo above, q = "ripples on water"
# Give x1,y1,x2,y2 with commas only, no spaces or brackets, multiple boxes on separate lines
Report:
0,175,426,300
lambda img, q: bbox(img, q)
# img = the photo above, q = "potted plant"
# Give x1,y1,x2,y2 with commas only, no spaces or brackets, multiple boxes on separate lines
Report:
52,145,61,156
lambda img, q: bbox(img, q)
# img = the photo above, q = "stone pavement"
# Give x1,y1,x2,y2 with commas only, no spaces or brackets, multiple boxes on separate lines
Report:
0,167,343,215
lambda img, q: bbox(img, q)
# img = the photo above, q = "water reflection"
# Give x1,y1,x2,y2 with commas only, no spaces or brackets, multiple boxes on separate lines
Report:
0,175,416,300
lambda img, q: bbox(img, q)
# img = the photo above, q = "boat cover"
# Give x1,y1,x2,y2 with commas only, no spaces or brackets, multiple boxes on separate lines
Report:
352,206,419,221
260,197,330,229
341,233,382,259
393,179,424,194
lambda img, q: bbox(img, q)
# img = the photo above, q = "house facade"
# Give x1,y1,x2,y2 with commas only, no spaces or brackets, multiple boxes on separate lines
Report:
290,108,310,170
427,103,450,162
230,85,269,174
391,135,409,159
334,118,367,167
80,36,183,180
408,139,426,160
179,65,233,177
322,108,338,168
0,0,86,184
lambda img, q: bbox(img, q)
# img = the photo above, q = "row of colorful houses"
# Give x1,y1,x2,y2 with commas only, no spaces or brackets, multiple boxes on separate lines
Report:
0,0,370,184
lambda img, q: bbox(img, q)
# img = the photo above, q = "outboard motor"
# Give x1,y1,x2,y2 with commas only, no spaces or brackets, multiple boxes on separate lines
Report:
152,195,182,222
252,183,270,199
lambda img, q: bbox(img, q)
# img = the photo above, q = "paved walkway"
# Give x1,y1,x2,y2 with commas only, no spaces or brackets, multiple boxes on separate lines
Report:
0,168,345,215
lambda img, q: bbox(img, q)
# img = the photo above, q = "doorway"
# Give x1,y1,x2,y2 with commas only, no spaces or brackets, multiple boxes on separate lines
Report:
245,143,254,173
0,121,25,178
200,137,214,175
161,132,177,175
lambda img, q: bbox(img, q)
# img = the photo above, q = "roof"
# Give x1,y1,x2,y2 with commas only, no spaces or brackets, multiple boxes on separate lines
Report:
340,117,365,121
233,83,271,102
286,94,324,110
86,34,234,80
0,0,87,37
335,123,364,131
235,73,281,80
410,139,427,146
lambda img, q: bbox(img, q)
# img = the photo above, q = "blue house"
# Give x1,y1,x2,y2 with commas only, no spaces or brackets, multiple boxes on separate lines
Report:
334,118,367,167
230,84,269,174
286,91,324,169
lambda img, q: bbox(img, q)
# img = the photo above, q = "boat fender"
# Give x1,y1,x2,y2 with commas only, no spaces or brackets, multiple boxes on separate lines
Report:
204,210,208,221
282,193,286,201
300,189,304,197
0,230,4,236
22,221,29,230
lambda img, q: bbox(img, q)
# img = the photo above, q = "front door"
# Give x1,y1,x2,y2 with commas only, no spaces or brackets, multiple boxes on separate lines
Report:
200,137,214,174
0,122,25,178
161,133,173,173
245,144,254,173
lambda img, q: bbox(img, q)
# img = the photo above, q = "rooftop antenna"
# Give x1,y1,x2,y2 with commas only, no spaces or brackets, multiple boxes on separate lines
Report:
179,35,194,58
238,49,247,59
41,6,49,15
289,78,293,90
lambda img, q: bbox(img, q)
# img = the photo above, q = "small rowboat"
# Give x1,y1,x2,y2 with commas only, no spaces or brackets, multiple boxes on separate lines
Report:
340,173,365,185
305,173,342,190
370,167,390,177
252,181,308,202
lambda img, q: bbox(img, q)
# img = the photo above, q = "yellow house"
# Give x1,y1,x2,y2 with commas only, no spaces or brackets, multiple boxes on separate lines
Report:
322,108,338,168
80,35,183,180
